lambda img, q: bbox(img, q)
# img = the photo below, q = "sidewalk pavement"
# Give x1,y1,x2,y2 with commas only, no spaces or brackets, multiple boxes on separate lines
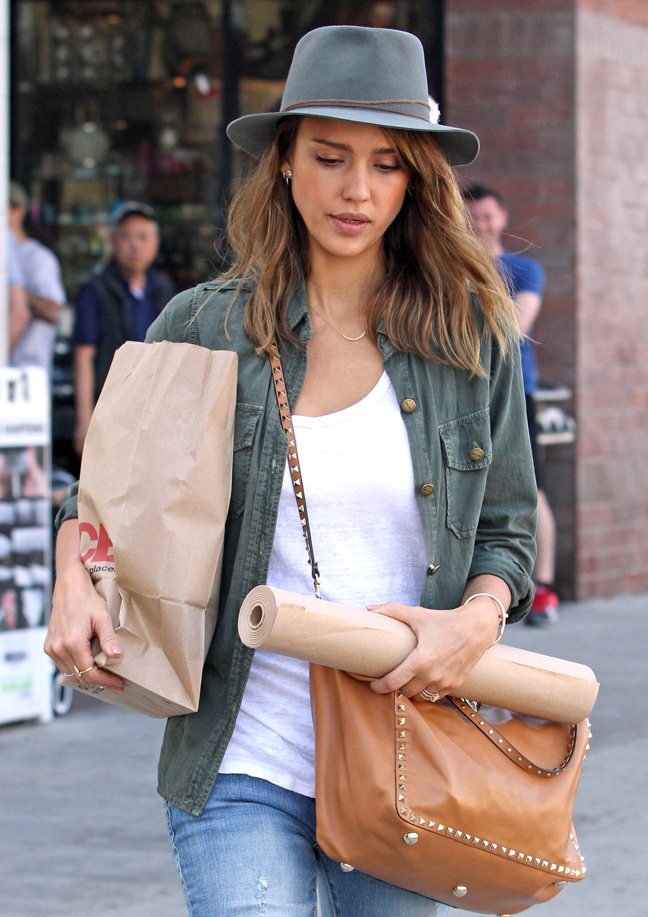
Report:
1,592,646,917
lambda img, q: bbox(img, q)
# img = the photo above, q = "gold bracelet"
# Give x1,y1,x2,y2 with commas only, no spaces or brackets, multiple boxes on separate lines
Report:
462,592,508,645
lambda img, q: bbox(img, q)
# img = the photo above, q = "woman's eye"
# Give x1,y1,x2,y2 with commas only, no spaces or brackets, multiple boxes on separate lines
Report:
315,156,342,166
377,163,400,172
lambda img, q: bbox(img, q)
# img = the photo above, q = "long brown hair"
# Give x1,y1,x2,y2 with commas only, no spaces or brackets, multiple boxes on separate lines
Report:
219,117,519,375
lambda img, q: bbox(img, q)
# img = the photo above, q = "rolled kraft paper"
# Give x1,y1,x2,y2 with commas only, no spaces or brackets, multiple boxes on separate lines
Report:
239,586,599,724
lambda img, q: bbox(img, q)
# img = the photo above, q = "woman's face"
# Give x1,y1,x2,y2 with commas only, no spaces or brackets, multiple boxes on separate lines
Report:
281,117,410,268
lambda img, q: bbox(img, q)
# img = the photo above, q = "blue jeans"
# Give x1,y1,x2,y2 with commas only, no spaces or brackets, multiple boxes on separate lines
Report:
165,773,449,916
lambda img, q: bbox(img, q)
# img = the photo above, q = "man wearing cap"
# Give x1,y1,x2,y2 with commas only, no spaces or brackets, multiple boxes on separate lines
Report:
8,181,66,373
72,202,174,455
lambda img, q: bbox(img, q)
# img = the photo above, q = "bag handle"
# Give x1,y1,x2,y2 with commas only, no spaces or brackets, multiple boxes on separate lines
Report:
449,697,578,777
269,340,321,598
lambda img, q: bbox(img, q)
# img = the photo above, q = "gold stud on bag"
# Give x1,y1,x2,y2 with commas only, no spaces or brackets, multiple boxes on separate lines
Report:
269,341,590,914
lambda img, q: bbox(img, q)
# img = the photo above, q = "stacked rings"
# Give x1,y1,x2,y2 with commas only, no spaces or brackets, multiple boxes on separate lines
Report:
63,663,97,679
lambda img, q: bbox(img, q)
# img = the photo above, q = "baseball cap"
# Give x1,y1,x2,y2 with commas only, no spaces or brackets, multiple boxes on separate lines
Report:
110,201,157,227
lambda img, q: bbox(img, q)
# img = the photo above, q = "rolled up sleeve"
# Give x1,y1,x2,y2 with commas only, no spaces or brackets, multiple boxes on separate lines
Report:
468,339,537,622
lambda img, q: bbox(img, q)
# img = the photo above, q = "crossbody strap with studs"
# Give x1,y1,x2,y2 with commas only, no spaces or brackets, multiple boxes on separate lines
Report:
269,340,321,599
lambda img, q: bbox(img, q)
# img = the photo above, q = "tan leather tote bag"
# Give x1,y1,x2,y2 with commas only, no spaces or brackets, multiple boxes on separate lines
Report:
311,664,588,915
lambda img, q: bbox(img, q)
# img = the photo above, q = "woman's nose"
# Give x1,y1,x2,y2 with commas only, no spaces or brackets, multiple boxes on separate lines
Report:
343,165,371,201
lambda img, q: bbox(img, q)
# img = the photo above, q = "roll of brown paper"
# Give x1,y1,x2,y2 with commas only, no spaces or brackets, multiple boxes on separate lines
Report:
239,586,598,723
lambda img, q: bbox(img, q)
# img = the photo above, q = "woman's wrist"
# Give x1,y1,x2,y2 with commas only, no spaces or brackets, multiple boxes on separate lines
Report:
55,520,88,579
462,592,508,645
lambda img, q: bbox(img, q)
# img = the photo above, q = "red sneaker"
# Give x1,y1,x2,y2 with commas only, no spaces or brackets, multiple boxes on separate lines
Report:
526,585,560,626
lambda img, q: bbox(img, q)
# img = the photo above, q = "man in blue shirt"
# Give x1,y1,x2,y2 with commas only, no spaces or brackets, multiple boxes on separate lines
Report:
464,184,559,625
73,202,174,455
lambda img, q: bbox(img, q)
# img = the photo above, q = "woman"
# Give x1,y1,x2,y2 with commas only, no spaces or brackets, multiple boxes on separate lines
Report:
45,25,536,917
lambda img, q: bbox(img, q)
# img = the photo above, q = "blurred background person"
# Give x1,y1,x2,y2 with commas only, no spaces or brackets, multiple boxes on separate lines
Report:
0,588,18,631
8,181,66,375
72,202,175,456
6,227,30,358
464,183,559,627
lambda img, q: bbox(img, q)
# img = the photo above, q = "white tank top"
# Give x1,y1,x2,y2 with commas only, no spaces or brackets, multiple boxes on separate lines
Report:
220,372,428,796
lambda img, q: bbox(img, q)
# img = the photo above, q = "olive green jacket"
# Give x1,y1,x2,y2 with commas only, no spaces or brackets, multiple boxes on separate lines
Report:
57,279,537,816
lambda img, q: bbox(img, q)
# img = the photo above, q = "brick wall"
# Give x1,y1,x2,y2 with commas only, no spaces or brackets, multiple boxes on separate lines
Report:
444,0,579,597
578,0,648,27
575,7,648,595
445,0,648,599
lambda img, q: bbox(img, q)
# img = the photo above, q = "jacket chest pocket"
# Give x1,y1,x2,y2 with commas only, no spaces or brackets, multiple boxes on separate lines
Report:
439,408,492,539
230,404,263,519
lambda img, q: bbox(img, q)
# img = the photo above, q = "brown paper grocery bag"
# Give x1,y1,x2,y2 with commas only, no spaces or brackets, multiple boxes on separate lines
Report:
63,341,237,717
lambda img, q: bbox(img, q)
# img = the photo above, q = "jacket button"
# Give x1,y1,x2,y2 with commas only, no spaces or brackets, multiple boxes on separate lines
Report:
401,399,417,413
420,483,435,496
426,563,441,577
470,446,485,461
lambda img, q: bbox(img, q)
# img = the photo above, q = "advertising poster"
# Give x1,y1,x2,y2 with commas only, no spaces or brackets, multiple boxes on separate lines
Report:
0,369,53,725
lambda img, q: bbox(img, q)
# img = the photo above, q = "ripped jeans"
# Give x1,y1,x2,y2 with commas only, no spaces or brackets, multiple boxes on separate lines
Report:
165,774,448,917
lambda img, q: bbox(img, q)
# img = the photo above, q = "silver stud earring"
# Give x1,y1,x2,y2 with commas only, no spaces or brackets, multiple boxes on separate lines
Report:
282,170,292,186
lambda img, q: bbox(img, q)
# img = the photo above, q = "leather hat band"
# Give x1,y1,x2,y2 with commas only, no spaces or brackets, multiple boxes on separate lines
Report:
282,98,432,123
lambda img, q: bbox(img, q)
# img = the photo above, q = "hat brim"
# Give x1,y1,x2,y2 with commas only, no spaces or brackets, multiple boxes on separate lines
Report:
227,108,479,167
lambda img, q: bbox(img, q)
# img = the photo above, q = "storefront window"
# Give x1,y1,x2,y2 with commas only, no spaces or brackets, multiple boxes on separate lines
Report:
12,0,442,299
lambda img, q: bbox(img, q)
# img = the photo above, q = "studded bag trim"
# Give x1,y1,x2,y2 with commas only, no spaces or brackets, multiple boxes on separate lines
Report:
448,698,577,776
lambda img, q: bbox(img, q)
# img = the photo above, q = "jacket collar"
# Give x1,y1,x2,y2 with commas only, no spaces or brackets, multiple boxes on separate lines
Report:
286,278,311,340
377,320,397,359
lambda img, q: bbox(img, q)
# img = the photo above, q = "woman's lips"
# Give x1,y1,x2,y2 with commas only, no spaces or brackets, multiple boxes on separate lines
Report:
330,213,370,234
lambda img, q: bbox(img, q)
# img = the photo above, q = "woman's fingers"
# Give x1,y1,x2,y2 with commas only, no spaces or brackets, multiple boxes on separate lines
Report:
366,601,422,628
367,602,477,697
49,650,125,692
370,652,421,695
94,613,123,661
367,599,497,698
72,663,125,692
368,602,444,694
44,600,125,691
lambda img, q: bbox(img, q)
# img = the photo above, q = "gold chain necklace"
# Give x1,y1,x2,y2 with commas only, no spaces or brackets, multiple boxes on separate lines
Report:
309,303,368,342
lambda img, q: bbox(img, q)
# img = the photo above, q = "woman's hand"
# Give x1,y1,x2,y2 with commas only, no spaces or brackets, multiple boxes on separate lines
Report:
368,578,509,699
44,520,124,692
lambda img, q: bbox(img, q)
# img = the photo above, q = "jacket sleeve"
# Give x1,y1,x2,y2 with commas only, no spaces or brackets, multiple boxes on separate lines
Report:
468,336,537,622
146,287,196,343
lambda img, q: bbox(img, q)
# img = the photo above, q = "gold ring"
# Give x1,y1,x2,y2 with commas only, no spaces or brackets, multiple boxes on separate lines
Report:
420,689,440,703
73,663,96,678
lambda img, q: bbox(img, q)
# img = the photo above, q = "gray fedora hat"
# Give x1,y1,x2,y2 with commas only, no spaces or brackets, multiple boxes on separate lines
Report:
227,26,479,166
